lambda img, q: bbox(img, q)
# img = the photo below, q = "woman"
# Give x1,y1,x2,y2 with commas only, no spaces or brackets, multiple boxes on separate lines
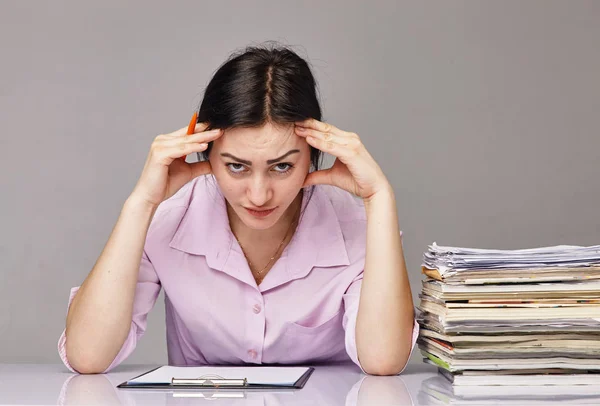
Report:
59,44,418,376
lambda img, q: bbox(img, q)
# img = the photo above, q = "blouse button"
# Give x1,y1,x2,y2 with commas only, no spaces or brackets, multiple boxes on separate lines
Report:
252,304,262,314
248,349,257,359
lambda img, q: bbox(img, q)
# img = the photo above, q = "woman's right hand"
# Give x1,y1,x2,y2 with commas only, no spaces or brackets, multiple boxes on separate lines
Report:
130,123,223,208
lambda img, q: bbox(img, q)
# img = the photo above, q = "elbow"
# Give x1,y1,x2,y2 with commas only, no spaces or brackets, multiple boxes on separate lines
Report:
65,340,110,374
68,355,109,375
71,363,106,375
361,360,407,376
359,350,411,376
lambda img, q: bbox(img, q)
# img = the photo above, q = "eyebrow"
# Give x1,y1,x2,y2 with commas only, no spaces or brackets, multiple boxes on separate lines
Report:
220,149,300,166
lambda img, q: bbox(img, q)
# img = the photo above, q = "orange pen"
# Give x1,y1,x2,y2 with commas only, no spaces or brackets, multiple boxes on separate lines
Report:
182,111,198,161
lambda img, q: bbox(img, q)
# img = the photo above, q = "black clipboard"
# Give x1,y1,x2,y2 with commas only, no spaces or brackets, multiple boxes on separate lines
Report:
117,366,315,390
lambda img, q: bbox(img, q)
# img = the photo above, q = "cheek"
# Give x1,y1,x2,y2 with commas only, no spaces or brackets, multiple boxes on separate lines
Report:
210,163,237,197
218,180,239,198
277,170,307,196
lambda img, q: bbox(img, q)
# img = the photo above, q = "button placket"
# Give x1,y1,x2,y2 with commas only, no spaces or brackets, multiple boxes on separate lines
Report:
246,294,264,363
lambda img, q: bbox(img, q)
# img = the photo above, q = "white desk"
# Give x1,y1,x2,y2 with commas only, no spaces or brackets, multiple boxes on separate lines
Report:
1,363,598,405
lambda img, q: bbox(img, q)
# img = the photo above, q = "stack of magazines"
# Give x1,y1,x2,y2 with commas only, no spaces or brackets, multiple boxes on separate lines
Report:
417,243,600,386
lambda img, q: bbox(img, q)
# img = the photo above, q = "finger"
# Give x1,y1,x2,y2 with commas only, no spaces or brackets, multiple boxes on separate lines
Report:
305,134,355,158
295,126,351,146
294,118,349,137
189,160,213,177
178,132,218,161
185,128,223,144
151,139,209,165
167,122,210,137
165,129,222,148
169,142,209,161
303,168,333,188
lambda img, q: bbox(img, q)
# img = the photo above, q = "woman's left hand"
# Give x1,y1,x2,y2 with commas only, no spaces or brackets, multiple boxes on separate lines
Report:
295,118,390,201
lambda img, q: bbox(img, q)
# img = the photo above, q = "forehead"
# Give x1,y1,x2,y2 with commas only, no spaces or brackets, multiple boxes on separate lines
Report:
217,123,302,152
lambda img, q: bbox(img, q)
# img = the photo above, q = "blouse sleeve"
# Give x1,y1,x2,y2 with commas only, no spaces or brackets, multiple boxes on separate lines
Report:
342,273,420,375
57,249,161,373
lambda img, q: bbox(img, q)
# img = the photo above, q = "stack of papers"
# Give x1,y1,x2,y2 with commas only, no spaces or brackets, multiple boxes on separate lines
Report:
417,243,600,385
419,375,600,405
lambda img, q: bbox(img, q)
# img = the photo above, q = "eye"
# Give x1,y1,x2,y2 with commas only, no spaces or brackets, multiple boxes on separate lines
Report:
226,163,247,174
273,163,293,174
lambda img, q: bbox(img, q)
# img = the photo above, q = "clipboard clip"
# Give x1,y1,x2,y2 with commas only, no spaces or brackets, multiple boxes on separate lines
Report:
171,374,248,388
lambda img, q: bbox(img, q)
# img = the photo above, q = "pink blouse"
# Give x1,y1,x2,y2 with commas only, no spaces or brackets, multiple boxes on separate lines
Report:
58,176,419,373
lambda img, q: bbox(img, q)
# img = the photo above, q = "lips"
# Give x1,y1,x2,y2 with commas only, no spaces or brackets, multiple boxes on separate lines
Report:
245,206,277,217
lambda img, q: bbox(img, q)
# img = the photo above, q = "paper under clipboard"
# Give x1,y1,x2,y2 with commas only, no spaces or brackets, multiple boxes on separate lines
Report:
117,366,314,390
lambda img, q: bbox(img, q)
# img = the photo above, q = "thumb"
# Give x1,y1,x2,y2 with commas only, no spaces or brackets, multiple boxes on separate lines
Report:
189,161,213,178
303,169,333,188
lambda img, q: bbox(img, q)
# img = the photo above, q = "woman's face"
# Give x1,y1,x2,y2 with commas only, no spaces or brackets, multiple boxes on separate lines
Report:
209,122,311,231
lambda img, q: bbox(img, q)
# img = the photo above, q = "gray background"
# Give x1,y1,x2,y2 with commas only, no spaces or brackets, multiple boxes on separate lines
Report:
1,1,599,366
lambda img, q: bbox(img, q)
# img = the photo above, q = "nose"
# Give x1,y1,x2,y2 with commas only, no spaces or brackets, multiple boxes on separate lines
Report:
246,175,273,207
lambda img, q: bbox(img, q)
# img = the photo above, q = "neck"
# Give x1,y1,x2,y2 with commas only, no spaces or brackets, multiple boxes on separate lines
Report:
227,191,303,244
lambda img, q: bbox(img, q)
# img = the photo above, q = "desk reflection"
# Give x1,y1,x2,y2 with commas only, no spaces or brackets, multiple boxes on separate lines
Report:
58,363,414,406
418,374,600,405
350,375,413,405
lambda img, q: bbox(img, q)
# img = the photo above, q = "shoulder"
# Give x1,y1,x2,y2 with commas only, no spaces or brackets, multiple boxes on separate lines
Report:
146,176,212,241
316,185,366,224
313,185,367,255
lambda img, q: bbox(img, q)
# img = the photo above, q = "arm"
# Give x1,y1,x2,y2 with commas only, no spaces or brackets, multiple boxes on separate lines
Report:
64,195,159,374
355,184,415,375
293,118,416,375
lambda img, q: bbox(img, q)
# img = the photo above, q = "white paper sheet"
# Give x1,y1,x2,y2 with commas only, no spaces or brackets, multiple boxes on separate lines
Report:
127,366,310,386
422,243,600,275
